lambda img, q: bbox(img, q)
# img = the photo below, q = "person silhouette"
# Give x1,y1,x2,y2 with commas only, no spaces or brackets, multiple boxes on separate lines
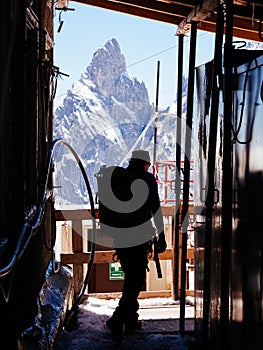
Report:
105,149,167,343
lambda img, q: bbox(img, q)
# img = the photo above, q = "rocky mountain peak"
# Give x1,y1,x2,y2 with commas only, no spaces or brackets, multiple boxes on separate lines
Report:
85,38,127,99
53,38,156,203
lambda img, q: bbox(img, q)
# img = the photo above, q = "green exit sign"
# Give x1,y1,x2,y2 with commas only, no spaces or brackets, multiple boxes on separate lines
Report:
109,262,124,280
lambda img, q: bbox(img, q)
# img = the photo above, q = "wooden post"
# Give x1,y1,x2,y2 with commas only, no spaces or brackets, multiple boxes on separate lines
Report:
61,222,72,253
72,219,83,298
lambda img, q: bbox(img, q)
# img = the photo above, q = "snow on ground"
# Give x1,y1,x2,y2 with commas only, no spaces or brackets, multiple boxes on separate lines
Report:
54,297,196,350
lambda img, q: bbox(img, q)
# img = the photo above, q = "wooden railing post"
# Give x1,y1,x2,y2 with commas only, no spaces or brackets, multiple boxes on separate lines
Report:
72,219,83,298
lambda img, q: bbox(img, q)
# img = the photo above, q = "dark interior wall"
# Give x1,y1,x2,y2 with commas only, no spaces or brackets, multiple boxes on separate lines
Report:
231,53,263,349
0,0,55,343
194,52,263,350
0,1,26,250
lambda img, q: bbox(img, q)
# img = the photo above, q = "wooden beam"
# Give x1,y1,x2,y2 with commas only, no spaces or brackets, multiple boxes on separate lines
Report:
55,206,176,221
162,205,175,216
176,1,262,41
75,0,196,17
67,0,262,42
85,290,173,299
176,0,218,35
55,209,99,221
61,248,194,265
72,219,84,296
73,0,191,25
82,289,196,299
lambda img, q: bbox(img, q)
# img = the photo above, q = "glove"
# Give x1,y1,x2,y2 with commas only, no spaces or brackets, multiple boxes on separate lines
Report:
156,232,167,253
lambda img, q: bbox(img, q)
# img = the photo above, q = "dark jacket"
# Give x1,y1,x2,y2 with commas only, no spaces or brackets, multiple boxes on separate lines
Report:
126,161,164,235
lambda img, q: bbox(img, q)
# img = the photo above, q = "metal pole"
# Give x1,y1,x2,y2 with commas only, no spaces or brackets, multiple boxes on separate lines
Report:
173,34,184,301
220,0,233,348
153,60,160,174
202,2,224,348
179,21,197,336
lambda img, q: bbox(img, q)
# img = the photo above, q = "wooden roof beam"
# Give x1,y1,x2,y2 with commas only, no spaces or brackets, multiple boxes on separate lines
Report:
73,0,263,41
74,0,196,25
176,0,218,35
105,0,195,17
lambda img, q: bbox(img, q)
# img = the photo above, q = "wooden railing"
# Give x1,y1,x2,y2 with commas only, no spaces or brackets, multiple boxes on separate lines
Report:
55,206,194,298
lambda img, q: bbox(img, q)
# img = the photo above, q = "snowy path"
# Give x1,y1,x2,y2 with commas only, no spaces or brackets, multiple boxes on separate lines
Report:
54,297,196,350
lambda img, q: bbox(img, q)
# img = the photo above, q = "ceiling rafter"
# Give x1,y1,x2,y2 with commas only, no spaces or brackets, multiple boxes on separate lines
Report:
74,0,195,20
73,0,263,42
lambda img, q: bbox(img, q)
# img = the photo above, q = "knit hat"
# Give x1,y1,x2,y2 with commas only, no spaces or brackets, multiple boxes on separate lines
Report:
131,150,151,164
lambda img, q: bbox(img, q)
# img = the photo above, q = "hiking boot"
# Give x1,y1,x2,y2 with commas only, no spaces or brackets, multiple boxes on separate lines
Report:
124,319,142,336
106,316,123,343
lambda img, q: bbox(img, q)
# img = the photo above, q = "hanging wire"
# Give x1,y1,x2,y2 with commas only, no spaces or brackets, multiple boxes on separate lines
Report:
231,58,258,144
0,139,96,304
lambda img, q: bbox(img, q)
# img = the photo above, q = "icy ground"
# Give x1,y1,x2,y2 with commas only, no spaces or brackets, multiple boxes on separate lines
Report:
54,296,196,350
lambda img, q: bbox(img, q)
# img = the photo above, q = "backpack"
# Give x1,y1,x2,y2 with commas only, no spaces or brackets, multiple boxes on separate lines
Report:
95,165,135,232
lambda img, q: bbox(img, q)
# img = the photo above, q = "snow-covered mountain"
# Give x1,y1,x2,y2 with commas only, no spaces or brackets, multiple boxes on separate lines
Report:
53,38,262,207
53,38,182,206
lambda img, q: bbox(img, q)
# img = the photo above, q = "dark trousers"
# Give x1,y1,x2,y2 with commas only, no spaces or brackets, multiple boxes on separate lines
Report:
114,244,149,325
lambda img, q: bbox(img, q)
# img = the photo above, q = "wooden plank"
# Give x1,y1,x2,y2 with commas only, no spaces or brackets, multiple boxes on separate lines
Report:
187,247,194,260
81,289,195,300
56,206,176,221
85,290,173,300
61,223,72,253
61,248,194,265
61,249,171,265
55,209,99,221
162,205,175,216
72,220,83,252
55,205,194,221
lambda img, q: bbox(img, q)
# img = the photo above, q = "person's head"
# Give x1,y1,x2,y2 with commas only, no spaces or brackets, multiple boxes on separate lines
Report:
129,150,151,171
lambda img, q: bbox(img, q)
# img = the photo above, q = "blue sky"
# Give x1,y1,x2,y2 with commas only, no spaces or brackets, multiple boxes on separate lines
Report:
54,1,217,110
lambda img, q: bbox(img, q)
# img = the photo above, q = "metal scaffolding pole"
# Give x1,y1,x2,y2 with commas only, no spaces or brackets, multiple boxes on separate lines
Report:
179,20,197,336
173,34,184,301
220,0,233,348
202,2,224,348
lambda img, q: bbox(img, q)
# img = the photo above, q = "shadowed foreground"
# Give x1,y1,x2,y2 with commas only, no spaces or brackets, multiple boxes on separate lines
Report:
54,297,196,350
